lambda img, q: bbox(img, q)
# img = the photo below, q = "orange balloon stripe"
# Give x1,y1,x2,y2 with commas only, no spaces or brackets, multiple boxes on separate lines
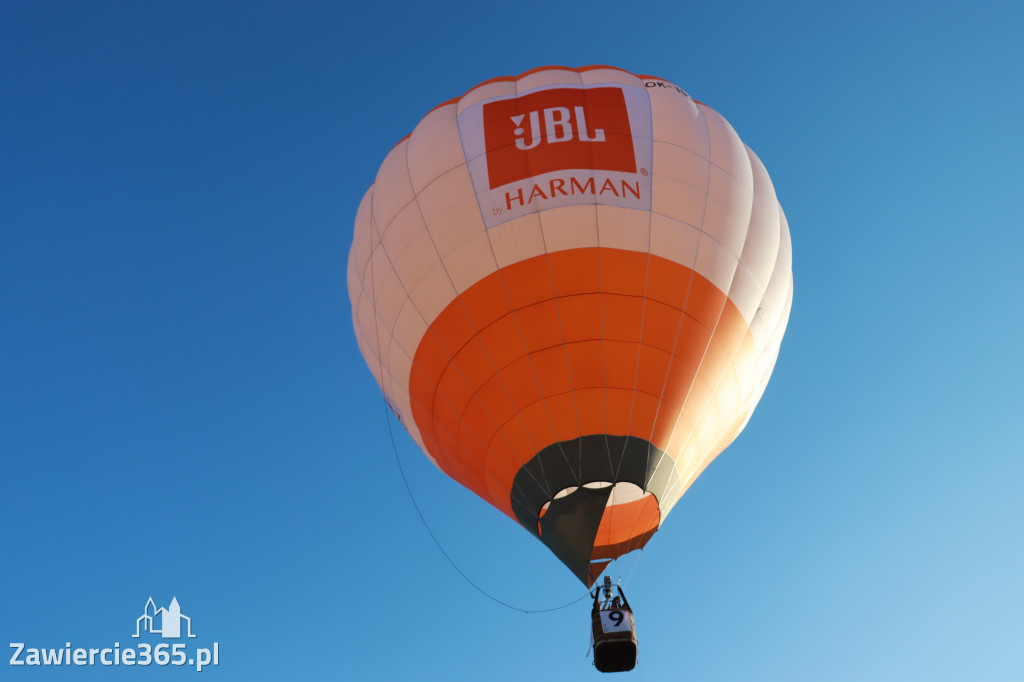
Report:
408,247,755,523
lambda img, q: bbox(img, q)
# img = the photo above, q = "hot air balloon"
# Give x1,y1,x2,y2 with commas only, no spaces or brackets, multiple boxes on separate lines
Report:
348,65,792,589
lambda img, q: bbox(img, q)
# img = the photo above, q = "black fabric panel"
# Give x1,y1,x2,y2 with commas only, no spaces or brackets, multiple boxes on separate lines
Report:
511,435,679,534
536,485,613,585
510,434,682,584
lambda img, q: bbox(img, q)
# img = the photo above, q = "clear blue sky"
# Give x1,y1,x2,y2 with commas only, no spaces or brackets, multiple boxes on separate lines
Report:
3,1,1023,679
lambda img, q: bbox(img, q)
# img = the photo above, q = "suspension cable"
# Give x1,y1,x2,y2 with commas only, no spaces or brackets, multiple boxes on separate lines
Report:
380,394,589,614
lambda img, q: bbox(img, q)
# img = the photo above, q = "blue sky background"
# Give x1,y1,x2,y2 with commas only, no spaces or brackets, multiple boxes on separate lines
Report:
3,1,1023,679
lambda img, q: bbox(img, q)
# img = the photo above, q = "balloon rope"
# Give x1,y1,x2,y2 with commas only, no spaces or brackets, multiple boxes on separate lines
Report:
363,183,585,614
379,395,589,614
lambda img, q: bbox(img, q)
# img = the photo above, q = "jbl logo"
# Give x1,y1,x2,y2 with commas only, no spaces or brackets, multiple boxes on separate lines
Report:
483,87,636,189
511,106,605,150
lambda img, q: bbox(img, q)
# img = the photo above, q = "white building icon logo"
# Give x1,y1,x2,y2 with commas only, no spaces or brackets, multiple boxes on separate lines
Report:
133,597,197,639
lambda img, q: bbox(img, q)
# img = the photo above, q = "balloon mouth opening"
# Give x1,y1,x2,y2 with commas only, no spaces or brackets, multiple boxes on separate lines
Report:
534,481,661,585
508,434,678,584
538,481,649,523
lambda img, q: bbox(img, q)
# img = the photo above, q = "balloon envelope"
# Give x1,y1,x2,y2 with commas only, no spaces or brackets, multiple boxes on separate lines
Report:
348,66,793,585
